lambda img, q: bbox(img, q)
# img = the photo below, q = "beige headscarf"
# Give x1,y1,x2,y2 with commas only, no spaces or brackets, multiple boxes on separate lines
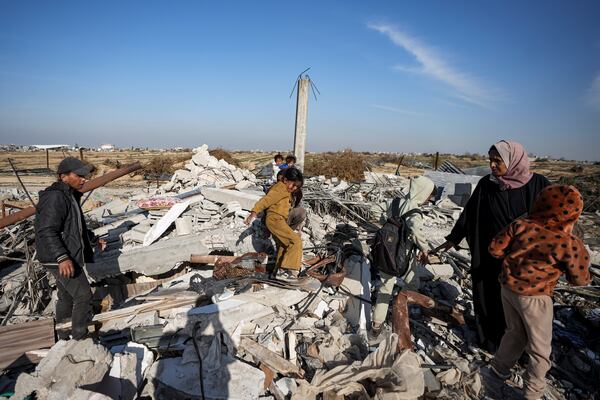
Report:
397,176,435,216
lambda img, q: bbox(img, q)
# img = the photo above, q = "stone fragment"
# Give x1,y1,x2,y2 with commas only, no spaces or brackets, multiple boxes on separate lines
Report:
14,339,112,400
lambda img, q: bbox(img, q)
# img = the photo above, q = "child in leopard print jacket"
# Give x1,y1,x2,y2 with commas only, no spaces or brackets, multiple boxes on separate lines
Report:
487,184,591,400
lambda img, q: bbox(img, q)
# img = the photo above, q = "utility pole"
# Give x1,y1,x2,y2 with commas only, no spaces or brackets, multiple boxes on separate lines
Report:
293,77,310,171
291,68,319,172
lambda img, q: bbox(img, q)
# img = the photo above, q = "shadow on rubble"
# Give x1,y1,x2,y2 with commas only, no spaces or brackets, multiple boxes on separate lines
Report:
142,309,235,399
137,280,263,399
235,221,274,255
87,220,130,279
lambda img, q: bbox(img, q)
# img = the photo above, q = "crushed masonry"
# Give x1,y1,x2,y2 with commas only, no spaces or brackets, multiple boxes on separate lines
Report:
0,145,598,399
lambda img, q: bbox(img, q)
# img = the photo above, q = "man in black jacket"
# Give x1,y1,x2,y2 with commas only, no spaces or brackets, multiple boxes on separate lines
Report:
35,157,103,340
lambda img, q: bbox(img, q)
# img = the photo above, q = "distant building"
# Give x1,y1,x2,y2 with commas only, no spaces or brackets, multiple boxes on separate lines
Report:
32,144,70,150
99,144,116,152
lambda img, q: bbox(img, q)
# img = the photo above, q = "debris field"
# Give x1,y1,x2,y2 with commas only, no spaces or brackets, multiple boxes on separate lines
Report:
0,145,599,400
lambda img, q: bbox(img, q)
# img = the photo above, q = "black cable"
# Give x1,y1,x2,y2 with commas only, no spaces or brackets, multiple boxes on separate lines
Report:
283,283,324,331
337,286,373,304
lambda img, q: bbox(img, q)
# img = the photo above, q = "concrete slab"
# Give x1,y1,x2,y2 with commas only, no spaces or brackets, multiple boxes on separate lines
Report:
201,188,262,211
424,171,482,199
87,234,209,281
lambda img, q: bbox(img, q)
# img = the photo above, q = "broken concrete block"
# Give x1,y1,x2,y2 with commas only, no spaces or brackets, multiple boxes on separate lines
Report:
201,199,220,211
147,355,265,399
120,229,147,244
276,377,298,397
201,187,262,211
175,216,193,236
219,201,242,216
192,150,211,167
93,342,155,400
312,300,330,318
14,338,112,400
274,326,285,341
173,169,195,184
234,180,254,190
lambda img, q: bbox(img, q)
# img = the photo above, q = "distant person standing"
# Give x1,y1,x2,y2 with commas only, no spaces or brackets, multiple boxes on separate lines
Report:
35,157,105,340
279,154,297,170
436,140,550,350
285,155,297,168
271,153,284,182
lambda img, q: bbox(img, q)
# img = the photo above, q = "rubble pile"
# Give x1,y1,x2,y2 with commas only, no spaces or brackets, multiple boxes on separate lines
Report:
0,149,599,399
160,144,258,193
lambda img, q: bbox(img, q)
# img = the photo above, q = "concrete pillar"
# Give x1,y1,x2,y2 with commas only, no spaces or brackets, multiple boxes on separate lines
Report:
293,77,310,171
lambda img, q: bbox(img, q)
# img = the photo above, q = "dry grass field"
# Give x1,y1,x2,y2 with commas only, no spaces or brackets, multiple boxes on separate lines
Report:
1,149,598,210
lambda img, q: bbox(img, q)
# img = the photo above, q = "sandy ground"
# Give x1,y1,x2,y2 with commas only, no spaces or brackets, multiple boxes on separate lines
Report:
1,149,598,189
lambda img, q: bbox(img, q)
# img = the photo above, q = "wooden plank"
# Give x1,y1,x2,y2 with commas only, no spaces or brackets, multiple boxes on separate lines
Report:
0,319,55,371
240,338,304,378
56,296,200,330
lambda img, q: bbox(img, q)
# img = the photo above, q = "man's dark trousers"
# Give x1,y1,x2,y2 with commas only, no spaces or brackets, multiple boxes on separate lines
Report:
48,268,92,339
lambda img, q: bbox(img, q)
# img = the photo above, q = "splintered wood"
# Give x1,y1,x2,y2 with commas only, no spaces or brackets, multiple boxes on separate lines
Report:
240,337,304,378
0,318,55,370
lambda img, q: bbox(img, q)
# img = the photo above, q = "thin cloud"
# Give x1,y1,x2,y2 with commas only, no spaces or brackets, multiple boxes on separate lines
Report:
586,72,600,110
368,22,498,108
370,103,427,116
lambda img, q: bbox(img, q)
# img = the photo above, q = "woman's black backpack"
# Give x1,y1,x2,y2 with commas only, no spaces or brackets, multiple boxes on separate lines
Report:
370,198,421,277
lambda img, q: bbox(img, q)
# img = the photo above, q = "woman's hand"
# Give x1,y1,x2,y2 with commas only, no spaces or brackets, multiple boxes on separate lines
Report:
245,212,257,226
431,241,455,254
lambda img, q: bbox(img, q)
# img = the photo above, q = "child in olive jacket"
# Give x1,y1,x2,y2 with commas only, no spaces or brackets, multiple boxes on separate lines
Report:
247,168,304,277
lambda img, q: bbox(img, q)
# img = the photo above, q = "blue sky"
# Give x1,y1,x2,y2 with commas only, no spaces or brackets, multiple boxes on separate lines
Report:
1,1,599,160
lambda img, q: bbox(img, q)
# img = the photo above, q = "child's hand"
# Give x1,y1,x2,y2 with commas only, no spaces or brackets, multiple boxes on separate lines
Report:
245,212,257,226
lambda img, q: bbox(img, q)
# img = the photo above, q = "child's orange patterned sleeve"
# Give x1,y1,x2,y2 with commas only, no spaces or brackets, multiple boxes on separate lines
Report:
564,237,592,286
489,223,514,259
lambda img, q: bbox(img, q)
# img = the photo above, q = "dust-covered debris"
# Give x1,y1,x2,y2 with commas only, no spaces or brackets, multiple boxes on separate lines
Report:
0,145,598,399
